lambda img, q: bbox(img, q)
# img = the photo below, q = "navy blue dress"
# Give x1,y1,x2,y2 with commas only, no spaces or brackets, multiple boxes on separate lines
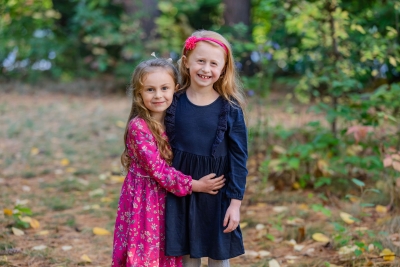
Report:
164,92,248,260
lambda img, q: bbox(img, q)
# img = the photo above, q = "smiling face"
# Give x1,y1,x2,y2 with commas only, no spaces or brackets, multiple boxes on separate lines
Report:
139,68,177,122
183,41,226,91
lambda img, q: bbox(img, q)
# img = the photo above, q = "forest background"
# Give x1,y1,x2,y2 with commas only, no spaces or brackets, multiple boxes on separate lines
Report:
2,0,400,266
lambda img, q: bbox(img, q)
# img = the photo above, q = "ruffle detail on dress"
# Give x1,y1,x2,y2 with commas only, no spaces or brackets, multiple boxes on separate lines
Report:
211,98,230,157
165,93,180,145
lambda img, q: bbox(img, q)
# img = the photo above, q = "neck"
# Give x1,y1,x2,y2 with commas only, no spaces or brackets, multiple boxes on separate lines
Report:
186,87,220,106
151,112,165,125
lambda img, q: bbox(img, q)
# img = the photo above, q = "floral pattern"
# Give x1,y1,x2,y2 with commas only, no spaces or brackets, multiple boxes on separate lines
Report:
111,117,192,267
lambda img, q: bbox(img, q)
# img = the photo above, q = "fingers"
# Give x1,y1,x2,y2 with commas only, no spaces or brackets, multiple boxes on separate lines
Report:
223,219,239,233
204,173,216,179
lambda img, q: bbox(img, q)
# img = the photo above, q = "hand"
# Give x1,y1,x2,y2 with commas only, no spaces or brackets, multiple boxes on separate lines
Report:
223,199,241,233
192,173,225,194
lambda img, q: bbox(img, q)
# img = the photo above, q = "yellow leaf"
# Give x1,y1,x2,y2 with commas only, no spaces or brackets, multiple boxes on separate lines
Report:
20,216,32,223
380,248,395,261
12,227,24,236
80,254,92,263
93,227,111,235
3,208,13,216
298,204,309,211
292,182,300,190
312,233,330,243
376,205,387,214
110,175,125,183
100,197,113,203
239,222,248,229
371,70,379,77
30,147,39,156
30,219,40,229
340,212,355,224
115,120,126,128
37,230,49,235
60,158,70,166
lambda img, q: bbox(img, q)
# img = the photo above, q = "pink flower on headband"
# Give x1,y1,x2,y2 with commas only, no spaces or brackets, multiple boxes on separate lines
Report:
183,36,228,54
185,36,197,51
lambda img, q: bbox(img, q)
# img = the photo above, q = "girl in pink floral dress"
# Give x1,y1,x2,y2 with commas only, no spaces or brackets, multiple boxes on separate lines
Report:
111,58,225,267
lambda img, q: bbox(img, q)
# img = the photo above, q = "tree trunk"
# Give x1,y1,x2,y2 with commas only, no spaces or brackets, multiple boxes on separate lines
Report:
223,0,250,26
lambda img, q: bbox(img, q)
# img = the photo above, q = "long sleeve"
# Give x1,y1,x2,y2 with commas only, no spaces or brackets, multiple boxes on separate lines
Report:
226,106,248,200
127,118,192,196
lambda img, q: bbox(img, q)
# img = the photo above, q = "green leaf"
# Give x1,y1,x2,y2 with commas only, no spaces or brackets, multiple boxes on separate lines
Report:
352,178,365,187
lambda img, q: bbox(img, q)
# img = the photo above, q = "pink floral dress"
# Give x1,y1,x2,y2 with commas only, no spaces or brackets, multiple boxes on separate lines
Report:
111,117,192,267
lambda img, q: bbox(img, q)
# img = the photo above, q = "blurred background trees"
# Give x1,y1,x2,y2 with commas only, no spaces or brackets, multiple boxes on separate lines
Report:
2,0,400,193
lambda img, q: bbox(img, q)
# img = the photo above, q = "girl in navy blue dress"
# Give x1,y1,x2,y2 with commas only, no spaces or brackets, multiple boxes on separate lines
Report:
165,30,248,266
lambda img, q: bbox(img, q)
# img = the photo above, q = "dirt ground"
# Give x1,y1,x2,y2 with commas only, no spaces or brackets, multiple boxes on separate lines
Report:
1,91,399,267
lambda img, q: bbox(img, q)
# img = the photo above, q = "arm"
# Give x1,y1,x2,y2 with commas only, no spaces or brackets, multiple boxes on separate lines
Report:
128,118,225,196
223,107,248,233
128,118,191,197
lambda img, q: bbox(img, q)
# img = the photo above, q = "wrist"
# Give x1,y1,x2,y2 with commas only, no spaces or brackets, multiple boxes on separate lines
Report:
230,199,242,207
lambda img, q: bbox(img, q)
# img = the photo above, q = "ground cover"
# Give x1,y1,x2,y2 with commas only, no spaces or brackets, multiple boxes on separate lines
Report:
1,91,399,267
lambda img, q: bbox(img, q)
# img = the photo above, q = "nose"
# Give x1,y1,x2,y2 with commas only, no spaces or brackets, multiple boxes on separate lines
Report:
202,64,211,73
154,89,162,98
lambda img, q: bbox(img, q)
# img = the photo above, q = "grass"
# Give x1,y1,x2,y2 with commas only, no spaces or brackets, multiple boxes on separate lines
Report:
1,91,399,266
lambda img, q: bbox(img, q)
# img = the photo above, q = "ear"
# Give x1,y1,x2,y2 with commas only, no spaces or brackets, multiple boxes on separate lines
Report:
182,55,188,69
175,83,180,91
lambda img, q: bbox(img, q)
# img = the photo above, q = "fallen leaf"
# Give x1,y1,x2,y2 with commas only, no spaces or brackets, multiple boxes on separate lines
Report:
244,250,259,257
298,204,309,210
340,212,355,224
93,227,111,235
61,246,72,251
89,188,104,197
12,227,24,236
37,230,49,235
239,222,248,229
30,219,40,229
368,244,375,251
255,224,265,230
3,208,13,216
286,218,304,226
101,197,113,203
272,145,286,154
32,245,47,250
110,175,125,183
376,205,388,214
312,233,330,243
338,245,358,255
380,248,395,261
20,216,32,223
268,259,280,267
30,147,40,156
80,254,92,263
393,161,400,172
60,158,70,166
294,244,304,251
66,167,77,173
383,156,393,167
392,154,400,161
115,120,126,128
258,250,271,257
273,206,288,213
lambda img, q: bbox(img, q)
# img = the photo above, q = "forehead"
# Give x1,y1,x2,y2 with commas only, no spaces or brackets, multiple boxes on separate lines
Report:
189,42,226,62
142,68,175,83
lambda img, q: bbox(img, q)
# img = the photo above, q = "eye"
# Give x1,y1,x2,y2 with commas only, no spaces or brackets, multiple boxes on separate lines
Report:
211,62,218,66
162,86,169,91
198,59,204,63
145,88,154,92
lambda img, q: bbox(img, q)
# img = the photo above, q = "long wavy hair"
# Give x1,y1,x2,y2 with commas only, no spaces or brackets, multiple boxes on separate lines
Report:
121,58,178,172
179,30,246,110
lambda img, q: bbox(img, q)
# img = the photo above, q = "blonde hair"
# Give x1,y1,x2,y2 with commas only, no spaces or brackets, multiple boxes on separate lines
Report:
178,30,246,109
121,58,178,172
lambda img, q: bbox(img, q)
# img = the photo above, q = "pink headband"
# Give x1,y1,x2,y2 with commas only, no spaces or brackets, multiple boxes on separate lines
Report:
184,36,228,54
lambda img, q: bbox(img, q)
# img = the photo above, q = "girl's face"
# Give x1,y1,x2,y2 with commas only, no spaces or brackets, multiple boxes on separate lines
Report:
140,69,177,121
184,42,226,90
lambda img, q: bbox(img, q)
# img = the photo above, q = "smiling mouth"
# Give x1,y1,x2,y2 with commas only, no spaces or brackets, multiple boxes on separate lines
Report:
198,74,211,79
152,101,165,105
